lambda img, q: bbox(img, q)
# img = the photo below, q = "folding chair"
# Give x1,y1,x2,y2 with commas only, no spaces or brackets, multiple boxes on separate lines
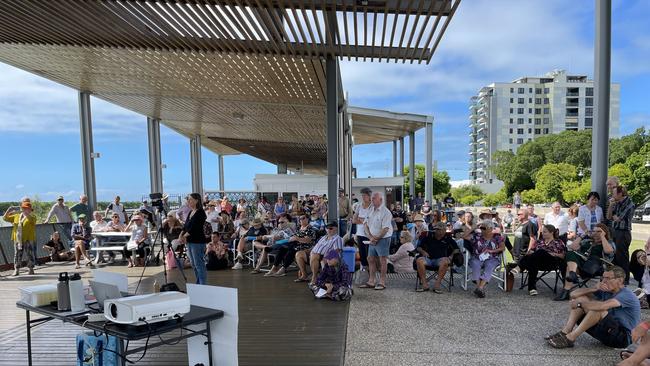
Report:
413,260,454,292
462,252,506,291
519,268,563,294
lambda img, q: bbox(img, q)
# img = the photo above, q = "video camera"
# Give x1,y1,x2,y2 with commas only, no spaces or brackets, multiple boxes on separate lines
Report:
149,192,165,213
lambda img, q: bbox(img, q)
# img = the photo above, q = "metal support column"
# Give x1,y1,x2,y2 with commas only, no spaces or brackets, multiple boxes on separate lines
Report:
399,137,405,176
591,0,611,207
326,13,339,220
409,131,415,202
78,92,97,212
147,117,163,194
190,135,203,196
424,117,434,203
218,155,224,192
392,140,398,177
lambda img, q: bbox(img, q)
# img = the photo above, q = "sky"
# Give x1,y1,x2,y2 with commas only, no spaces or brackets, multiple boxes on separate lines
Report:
0,0,648,202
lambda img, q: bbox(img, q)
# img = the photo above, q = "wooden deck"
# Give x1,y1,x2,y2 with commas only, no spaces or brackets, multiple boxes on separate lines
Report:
0,261,349,366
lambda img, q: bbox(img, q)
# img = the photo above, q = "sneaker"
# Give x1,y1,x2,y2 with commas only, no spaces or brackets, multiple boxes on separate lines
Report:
231,262,243,270
529,289,538,296
12,269,19,276
236,253,244,261
473,288,485,298
553,289,570,301
263,271,276,277
273,268,286,277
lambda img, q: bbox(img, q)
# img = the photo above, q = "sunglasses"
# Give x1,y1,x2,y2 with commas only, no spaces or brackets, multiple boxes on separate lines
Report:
479,226,487,230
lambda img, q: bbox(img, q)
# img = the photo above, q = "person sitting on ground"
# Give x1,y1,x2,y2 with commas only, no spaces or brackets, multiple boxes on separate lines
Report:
619,309,650,366
232,218,267,269
307,221,344,285
71,214,93,269
310,249,353,301
387,230,415,274
555,223,616,301
546,266,640,349
43,231,72,262
415,222,459,293
265,214,316,279
462,219,505,298
630,247,648,291
122,214,150,268
206,232,230,270
216,210,235,242
510,224,566,296
251,214,295,274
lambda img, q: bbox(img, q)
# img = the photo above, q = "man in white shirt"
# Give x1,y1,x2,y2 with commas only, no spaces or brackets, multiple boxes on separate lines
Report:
544,202,569,241
44,196,73,223
362,192,393,290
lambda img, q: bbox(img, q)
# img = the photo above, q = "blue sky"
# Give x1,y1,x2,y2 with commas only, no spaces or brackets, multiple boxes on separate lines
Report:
0,0,648,202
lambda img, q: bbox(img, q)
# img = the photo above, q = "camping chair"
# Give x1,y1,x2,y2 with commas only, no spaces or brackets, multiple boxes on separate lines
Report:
519,267,564,294
462,251,507,291
412,258,454,292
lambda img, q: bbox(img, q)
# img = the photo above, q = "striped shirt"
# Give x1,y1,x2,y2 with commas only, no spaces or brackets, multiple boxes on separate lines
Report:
611,196,635,231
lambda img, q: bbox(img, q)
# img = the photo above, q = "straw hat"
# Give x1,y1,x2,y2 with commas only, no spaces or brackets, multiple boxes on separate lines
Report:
478,209,494,219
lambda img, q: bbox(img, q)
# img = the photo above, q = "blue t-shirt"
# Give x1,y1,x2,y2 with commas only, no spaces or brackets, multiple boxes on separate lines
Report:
595,288,641,332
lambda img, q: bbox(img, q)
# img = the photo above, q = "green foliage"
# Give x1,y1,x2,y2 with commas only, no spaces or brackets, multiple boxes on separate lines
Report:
520,188,545,204
609,127,649,166
623,142,650,204
403,164,451,201
534,163,577,204
451,184,485,202
482,189,508,207
608,163,634,187
561,180,592,205
460,195,482,206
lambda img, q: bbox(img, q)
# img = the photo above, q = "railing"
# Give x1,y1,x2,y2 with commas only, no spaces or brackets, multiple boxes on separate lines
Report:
0,222,74,269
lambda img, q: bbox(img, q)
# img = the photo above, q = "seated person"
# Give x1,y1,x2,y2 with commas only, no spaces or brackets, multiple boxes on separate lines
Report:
90,211,117,263
206,232,230,270
232,218,267,269
619,316,650,366
309,211,325,232
162,212,184,257
122,214,150,268
266,214,316,278
555,223,616,301
629,249,646,290
510,224,566,296
387,230,415,274
414,222,458,293
251,214,295,274
43,231,72,262
71,214,93,269
310,250,353,301
307,221,344,285
216,211,235,242
547,266,640,349
461,219,505,298
89,211,108,232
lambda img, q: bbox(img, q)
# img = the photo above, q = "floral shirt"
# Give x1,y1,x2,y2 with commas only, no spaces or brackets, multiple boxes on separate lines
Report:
534,238,565,256
470,232,504,258
292,225,317,251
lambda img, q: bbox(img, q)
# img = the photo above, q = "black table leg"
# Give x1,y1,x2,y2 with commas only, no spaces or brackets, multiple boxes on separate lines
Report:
25,310,32,366
205,321,213,366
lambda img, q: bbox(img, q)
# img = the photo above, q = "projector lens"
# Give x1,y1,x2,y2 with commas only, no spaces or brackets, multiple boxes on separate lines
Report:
110,303,118,319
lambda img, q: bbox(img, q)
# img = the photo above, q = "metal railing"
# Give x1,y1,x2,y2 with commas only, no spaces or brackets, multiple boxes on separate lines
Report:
0,223,74,269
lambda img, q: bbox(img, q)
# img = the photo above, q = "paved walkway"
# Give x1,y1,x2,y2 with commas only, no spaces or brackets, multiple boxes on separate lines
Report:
345,273,636,366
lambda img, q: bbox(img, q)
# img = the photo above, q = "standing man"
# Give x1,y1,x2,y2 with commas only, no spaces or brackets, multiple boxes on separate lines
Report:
44,195,73,224
337,189,351,237
70,194,91,223
4,201,37,276
544,202,569,242
513,191,522,210
605,176,621,226
105,195,126,224
527,204,539,231
412,192,424,212
361,192,393,290
608,186,635,284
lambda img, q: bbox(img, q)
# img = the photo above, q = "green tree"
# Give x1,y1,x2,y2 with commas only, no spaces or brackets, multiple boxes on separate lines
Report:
562,180,591,205
482,189,507,207
609,127,649,166
451,184,485,203
521,188,545,204
460,195,482,206
403,165,451,201
534,163,577,205
623,142,650,204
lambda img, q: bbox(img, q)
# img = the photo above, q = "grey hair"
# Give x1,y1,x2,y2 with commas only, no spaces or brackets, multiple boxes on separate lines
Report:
480,219,495,229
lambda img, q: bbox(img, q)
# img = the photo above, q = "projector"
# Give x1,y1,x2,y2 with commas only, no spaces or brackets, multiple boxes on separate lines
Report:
104,291,190,325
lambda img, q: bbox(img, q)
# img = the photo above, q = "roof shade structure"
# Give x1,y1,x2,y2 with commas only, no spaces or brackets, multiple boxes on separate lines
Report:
0,0,458,172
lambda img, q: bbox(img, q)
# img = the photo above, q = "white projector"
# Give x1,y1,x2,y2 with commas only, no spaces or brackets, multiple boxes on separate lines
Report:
104,291,190,325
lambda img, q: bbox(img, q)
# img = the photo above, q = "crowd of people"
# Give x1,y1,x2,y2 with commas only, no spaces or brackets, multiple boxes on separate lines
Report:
5,176,650,364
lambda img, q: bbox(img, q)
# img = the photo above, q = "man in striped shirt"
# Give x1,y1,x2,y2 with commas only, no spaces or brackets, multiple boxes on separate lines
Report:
608,185,635,284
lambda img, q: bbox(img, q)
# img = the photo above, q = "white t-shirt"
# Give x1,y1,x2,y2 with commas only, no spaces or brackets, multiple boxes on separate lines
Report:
544,212,569,235
364,205,394,239
206,210,220,232
107,202,126,223
577,205,603,235
90,220,109,232
354,203,373,237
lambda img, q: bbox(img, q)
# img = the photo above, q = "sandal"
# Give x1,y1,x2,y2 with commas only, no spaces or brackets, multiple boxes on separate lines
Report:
544,331,566,340
250,269,262,274
548,333,574,349
432,288,443,294
294,277,309,283
374,284,386,290
416,287,429,293
359,283,376,289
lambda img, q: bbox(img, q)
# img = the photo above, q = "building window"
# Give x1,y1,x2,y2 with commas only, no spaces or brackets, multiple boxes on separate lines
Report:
517,138,524,144
535,128,541,134
544,88,549,94
528,138,532,141
528,118,532,123
544,98,549,104
509,118,514,124
544,108,550,114
510,97,514,103
535,88,542,94
509,138,513,144
585,118,593,127
517,118,524,124
535,118,541,125
543,117,550,124
518,87,525,94
585,107,593,116
586,98,593,106
518,98,524,104
528,108,532,113
544,128,549,134
535,98,541,104
529,88,533,93
517,128,524,134
509,108,514,114
509,128,513,133
586,87,594,96
510,87,514,93
517,108,524,114
535,108,542,114
528,128,532,133
528,97,532,103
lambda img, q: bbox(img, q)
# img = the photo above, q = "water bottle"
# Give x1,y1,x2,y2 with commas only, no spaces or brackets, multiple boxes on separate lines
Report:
57,272,71,311
68,273,85,312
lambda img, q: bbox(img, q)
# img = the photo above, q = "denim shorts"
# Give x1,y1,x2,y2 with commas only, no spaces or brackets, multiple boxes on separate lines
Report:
421,256,445,268
367,237,390,257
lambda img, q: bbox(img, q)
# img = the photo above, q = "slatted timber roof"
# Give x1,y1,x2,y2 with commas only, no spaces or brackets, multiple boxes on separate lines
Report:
0,0,455,172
